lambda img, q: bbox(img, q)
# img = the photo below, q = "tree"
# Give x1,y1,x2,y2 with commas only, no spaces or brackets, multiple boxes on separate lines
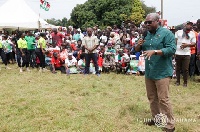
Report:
69,0,134,29
141,1,156,17
46,18,58,26
129,0,145,25
46,17,68,27
47,0,156,29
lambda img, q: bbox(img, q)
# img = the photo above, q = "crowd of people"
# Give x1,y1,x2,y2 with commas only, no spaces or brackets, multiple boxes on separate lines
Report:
0,19,200,81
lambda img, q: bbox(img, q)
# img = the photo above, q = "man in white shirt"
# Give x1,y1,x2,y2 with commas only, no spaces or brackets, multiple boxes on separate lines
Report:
175,21,196,87
82,28,100,76
65,53,78,74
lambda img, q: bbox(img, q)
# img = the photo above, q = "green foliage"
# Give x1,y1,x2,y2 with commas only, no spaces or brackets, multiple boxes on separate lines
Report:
129,0,145,25
46,0,156,29
141,0,156,17
46,17,68,27
69,0,151,29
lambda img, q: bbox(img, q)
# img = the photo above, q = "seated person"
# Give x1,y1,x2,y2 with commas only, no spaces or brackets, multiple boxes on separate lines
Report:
70,40,77,52
46,42,60,57
74,39,82,60
116,50,130,74
106,41,116,55
65,53,78,75
60,45,68,62
103,52,115,73
50,52,65,74
98,49,104,73
45,42,60,66
77,54,85,74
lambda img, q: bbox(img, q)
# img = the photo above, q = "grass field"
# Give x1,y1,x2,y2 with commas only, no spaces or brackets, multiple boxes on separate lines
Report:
0,64,200,132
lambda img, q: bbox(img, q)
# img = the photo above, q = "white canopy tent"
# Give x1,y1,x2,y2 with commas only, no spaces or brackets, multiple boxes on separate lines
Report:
0,0,54,30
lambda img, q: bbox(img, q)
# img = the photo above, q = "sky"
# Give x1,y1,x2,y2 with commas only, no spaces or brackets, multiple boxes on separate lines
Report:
0,0,199,26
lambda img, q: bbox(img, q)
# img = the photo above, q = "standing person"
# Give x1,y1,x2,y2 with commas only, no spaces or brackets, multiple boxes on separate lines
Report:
65,53,78,75
51,28,64,47
196,19,200,81
51,52,65,74
25,31,36,68
82,28,100,76
0,38,11,70
35,33,47,72
175,21,196,87
135,13,176,132
189,26,198,78
17,33,30,72
1,35,12,69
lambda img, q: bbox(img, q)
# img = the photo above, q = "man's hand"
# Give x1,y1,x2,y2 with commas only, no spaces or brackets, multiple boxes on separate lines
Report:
22,53,25,56
135,38,145,52
180,43,188,49
87,48,94,53
143,50,155,60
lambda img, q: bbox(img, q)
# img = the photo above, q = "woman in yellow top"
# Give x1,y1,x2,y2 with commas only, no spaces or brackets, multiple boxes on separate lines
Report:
17,33,30,72
35,33,47,72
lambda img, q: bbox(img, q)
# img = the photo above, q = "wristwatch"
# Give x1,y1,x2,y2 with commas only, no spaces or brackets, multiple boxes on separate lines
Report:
154,50,157,55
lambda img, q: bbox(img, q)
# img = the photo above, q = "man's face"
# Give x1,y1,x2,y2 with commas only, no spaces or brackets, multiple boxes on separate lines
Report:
68,55,72,60
119,51,123,57
145,15,159,32
28,32,32,36
58,27,62,31
185,24,192,31
110,34,114,38
77,41,81,45
54,30,57,34
87,29,93,36
106,55,111,59
22,33,25,38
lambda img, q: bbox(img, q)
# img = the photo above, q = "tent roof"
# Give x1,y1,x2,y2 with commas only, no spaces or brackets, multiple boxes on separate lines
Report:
0,0,49,29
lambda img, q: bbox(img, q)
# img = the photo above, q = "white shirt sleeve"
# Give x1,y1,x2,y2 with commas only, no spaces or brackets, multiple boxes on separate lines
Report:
175,30,179,39
78,60,83,66
191,32,196,43
65,59,69,65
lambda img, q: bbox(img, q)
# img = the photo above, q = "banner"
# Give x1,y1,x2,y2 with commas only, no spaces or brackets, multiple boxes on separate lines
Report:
40,0,50,11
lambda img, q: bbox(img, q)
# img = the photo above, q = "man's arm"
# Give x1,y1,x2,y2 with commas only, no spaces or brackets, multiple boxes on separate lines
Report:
160,31,176,57
181,33,196,49
89,37,99,52
39,40,45,55
81,37,89,52
90,45,98,52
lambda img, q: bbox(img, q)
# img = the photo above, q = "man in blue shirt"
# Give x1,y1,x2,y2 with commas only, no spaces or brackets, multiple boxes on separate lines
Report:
135,13,176,132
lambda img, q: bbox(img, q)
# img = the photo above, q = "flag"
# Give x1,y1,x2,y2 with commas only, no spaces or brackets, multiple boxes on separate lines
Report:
40,0,44,4
40,0,50,11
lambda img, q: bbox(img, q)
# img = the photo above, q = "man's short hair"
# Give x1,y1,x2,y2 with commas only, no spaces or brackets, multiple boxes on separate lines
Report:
146,13,160,21
52,28,57,32
40,32,46,37
87,27,93,31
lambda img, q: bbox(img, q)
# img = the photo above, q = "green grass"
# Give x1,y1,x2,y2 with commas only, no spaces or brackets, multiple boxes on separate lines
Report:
0,64,200,132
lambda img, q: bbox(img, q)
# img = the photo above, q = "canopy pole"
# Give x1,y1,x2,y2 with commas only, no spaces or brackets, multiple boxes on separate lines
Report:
38,13,41,32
